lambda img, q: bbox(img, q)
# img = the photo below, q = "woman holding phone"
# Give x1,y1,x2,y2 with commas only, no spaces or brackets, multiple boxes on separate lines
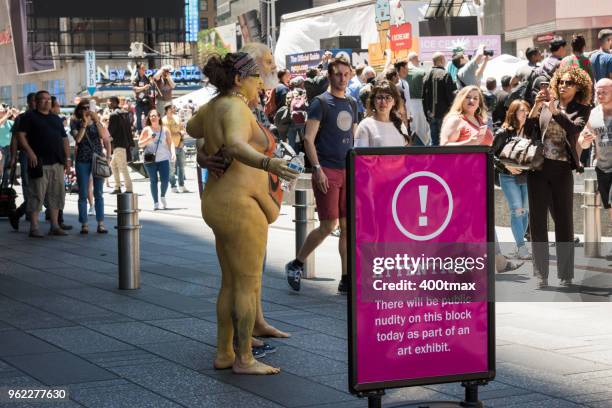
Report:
440,85,493,147
525,66,592,288
71,100,111,234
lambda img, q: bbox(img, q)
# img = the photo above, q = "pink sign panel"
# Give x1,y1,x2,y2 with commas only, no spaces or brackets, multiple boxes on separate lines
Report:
419,35,502,61
349,148,494,391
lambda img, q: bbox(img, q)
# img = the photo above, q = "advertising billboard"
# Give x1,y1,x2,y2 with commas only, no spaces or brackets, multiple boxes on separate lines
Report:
419,35,502,62
285,49,352,78
7,0,55,75
347,147,495,393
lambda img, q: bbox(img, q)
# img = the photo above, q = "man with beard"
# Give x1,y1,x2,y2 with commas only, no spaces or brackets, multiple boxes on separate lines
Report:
193,43,290,345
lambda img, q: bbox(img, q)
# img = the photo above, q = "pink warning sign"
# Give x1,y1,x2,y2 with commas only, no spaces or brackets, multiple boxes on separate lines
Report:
349,149,494,391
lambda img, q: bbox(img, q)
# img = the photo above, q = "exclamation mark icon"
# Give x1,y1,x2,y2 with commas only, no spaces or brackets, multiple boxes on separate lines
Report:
418,185,428,226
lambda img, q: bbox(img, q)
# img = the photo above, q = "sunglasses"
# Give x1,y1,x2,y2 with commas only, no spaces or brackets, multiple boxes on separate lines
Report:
248,73,261,78
375,95,394,102
558,80,576,87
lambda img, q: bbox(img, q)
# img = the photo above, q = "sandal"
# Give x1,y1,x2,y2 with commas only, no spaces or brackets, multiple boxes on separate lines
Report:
97,225,108,234
80,225,89,234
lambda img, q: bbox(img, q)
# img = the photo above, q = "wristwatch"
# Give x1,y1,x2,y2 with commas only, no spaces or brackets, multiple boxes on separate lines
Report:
313,164,322,171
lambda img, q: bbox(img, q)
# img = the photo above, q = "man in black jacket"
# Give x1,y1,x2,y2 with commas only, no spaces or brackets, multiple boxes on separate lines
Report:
492,75,511,125
422,52,456,146
107,97,134,193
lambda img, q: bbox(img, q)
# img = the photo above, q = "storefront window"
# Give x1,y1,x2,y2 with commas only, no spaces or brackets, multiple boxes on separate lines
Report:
0,86,11,106
43,79,66,105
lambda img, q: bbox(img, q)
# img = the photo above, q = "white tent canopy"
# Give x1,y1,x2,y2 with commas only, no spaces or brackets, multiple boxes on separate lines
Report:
480,54,529,86
172,84,218,108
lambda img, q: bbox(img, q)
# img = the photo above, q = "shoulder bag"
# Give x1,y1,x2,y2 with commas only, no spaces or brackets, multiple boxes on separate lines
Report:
144,130,162,163
498,134,544,171
85,130,112,178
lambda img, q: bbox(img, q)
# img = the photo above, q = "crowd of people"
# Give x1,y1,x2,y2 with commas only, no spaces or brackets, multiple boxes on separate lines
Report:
1,28,611,376
0,64,197,236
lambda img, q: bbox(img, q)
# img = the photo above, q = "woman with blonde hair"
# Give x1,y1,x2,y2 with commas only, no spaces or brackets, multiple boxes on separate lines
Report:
440,85,493,146
354,80,412,147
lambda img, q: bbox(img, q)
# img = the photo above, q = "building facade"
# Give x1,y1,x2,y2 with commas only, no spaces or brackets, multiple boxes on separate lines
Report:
504,0,612,56
0,0,201,108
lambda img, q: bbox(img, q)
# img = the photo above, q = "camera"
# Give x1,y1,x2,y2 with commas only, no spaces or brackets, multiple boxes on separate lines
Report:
483,49,494,57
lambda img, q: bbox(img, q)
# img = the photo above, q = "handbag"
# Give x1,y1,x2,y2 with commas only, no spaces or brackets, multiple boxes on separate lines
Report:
144,130,162,163
499,136,544,171
85,131,112,178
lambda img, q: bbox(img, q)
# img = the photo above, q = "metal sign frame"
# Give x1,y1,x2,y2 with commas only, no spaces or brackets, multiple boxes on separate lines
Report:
346,146,496,395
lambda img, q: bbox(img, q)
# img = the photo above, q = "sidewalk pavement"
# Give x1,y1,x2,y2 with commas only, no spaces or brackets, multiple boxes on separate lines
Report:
0,167,611,407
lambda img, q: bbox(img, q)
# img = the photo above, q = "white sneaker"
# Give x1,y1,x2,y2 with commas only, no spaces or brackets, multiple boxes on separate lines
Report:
88,206,95,216
161,197,167,209
153,202,160,211
179,186,190,193
171,187,179,193
517,245,531,260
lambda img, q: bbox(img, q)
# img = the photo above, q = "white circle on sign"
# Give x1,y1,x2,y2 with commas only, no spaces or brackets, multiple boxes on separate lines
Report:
337,110,353,132
391,171,453,241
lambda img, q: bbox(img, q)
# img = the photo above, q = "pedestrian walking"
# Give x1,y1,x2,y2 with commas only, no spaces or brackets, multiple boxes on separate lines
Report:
492,75,512,126
14,91,70,237
354,80,411,147
138,109,174,210
560,35,595,82
492,100,532,260
107,96,134,194
285,56,358,294
406,52,431,145
589,29,612,82
422,52,456,145
578,78,612,219
71,100,111,234
440,85,493,146
132,63,154,135
525,66,592,288
163,104,189,193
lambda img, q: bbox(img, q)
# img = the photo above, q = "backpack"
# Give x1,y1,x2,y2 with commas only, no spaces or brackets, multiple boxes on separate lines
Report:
264,89,277,121
290,92,308,124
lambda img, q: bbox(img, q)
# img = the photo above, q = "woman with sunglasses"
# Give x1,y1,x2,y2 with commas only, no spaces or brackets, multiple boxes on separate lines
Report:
71,100,112,234
354,80,412,147
138,109,175,210
525,66,592,288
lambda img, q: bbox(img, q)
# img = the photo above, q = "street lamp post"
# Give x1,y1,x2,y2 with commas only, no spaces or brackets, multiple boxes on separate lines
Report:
260,0,277,51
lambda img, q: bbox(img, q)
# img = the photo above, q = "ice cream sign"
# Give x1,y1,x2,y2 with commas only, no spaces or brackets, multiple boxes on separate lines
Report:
375,0,412,54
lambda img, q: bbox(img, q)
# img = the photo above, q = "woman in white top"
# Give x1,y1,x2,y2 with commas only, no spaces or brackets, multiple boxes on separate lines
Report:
354,79,412,147
138,109,175,210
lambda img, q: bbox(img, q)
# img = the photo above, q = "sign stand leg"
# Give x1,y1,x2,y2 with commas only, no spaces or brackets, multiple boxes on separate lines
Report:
364,390,385,408
460,381,486,408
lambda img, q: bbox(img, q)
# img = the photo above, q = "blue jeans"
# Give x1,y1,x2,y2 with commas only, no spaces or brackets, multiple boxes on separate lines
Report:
144,160,169,203
499,173,529,248
135,104,150,134
429,118,442,146
170,148,186,188
76,161,104,224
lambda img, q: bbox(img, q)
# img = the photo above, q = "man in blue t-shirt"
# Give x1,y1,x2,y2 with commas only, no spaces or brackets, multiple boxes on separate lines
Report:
285,56,357,294
590,29,612,82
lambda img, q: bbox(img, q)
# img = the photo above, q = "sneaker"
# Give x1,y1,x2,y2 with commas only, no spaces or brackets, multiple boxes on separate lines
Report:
337,277,349,294
8,211,19,231
29,229,44,238
179,186,190,193
536,277,549,289
560,279,573,287
161,197,167,209
517,245,531,260
153,202,160,211
285,260,303,291
49,227,68,236
59,223,73,231
88,206,95,216
171,187,179,193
